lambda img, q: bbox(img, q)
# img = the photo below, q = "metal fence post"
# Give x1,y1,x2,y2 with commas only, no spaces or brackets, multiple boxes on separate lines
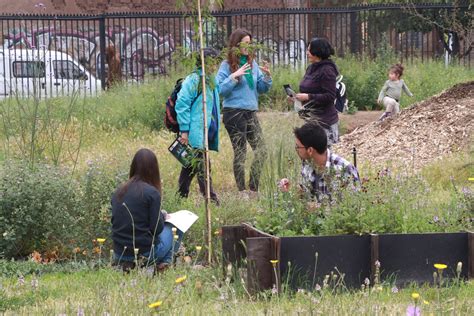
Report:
226,15,232,40
99,15,107,91
350,11,360,55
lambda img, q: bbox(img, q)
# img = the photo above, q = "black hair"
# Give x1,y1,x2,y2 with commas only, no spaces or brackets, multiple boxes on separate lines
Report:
293,122,328,154
196,48,220,67
308,38,335,60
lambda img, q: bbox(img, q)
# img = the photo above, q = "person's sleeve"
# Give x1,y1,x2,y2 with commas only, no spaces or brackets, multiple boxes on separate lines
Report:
175,74,199,133
149,190,164,237
402,81,413,97
216,62,238,97
308,70,337,106
256,62,272,94
378,81,388,103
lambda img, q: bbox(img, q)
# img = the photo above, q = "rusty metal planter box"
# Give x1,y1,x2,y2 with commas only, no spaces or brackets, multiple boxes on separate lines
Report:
221,224,473,293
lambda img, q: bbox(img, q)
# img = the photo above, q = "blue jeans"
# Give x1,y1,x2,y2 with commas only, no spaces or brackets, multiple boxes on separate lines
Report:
114,223,183,264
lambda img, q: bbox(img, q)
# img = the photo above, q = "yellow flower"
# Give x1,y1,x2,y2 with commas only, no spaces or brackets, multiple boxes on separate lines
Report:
97,238,106,244
434,263,447,270
214,230,220,236
270,259,279,266
411,292,420,300
148,301,162,308
173,235,179,240
196,246,202,251
423,300,429,305
175,275,187,284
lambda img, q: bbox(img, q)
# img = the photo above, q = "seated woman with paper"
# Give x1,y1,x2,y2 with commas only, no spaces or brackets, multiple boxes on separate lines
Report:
111,148,183,271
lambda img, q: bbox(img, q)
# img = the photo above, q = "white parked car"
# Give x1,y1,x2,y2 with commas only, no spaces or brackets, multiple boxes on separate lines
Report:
0,49,101,99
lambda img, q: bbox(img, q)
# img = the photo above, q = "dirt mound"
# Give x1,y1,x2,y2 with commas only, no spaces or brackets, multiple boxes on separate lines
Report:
335,81,474,170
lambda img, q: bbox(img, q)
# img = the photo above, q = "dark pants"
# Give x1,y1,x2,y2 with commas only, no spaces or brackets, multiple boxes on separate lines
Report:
223,108,267,191
178,150,218,202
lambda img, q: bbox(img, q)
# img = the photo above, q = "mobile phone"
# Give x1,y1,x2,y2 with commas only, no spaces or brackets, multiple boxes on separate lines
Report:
283,84,296,97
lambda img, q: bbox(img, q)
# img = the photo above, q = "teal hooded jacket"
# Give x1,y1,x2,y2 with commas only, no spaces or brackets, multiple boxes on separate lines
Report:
175,70,220,151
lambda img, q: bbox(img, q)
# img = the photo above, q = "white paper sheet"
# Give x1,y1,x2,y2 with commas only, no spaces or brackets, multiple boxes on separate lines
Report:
164,210,198,233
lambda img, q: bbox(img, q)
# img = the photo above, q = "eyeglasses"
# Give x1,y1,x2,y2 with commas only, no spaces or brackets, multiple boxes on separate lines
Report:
295,145,306,151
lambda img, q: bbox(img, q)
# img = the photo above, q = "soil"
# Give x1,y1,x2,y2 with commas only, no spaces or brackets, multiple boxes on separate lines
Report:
339,111,383,133
334,81,474,170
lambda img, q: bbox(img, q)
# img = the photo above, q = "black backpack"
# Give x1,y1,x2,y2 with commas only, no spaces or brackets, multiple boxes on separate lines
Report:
335,75,348,113
164,78,201,133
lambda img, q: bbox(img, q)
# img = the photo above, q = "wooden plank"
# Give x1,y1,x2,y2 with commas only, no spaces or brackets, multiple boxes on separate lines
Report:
221,225,247,266
246,237,274,294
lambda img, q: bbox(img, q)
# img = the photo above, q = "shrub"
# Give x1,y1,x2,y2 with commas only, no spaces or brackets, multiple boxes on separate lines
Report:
0,162,80,258
255,170,473,237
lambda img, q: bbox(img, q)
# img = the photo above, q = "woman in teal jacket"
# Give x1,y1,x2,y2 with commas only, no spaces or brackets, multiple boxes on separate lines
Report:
216,28,272,194
175,48,220,204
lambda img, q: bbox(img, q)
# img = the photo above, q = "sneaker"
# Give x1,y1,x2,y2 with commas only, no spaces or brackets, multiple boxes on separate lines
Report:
378,112,391,121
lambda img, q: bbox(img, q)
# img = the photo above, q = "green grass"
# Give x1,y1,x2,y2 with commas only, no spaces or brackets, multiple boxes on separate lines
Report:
1,261,473,314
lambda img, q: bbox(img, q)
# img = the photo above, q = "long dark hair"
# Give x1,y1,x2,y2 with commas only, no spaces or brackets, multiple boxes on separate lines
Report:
227,28,254,73
118,148,162,199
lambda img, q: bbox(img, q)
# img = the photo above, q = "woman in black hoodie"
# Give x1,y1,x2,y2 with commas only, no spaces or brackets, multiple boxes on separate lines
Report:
293,38,339,145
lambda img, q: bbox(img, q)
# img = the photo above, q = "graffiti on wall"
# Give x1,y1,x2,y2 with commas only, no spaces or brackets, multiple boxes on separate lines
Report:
3,24,309,82
3,26,175,79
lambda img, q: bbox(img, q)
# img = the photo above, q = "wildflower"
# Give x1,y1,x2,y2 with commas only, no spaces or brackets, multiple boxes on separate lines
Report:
270,259,279,267
434,263,447,270
411,292,420,300
77,307,85,316
175,275,187,284
314,283,321,291
82,250,88,256
423,300,429,305
92,247,101,254
456,262,462,275
406,305,421,316
364,277,370,286
374,260,381,268
391,286,399,293
148,301,162,308
277,178,290,192
73,247,81,254
214,229,220,236
97,238,106,244
196,246,202,251
18,275,25,286
31,278,39,289
376,286,383,292
271,284,278,295
433,216,439,223
297,288,305,294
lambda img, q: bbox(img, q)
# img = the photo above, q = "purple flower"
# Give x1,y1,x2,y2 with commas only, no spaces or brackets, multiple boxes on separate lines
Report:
433,216,439,223
406,305,421,316
391,286,399,293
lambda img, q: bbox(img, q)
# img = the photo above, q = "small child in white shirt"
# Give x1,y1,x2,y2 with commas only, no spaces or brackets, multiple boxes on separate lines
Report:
377,64,413,121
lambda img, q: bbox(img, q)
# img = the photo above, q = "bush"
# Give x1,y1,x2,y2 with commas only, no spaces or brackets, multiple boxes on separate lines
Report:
0,160,127,259
255,171,473,237
0,162,80,258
